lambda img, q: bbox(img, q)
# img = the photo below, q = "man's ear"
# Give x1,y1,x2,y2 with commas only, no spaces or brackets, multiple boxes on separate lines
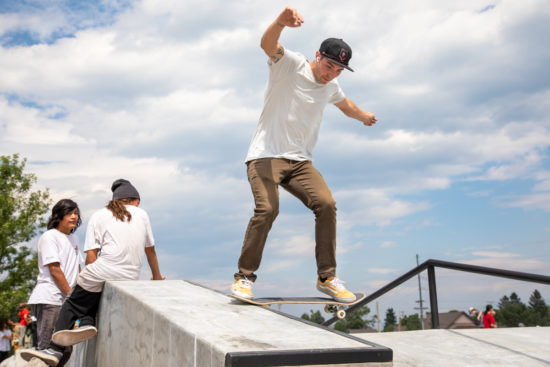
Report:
315,50,321,63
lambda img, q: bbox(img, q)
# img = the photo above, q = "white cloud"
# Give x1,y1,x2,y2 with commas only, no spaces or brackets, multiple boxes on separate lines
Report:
337,188,431,227
368,268,397,274
366,280,391,290
472,251,520,259
1,0,550,304
499,193,550,211
270,235,315,257
0,100,88,145
463,252,547,272
263,260,302,274
533,171,550,192
337,241,365,254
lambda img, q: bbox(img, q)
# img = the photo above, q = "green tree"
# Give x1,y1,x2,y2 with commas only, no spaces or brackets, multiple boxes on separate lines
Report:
383,307,397,332
334,306,372,333
527,289,549,326
400,313,422,331
496,292,535,327
0,154,51,318
301,309,325,324
525,289,550,326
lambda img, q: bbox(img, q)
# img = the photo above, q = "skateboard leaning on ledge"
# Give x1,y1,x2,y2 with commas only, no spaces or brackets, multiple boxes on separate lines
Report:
229,292,365,320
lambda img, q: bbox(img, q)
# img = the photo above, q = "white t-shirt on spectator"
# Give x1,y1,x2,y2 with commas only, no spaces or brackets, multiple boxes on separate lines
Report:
78,205,155,292
0,329,12,352
28,229,82,305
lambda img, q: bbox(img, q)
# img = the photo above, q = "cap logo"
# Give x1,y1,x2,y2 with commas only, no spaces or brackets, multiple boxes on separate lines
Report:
339,48,348,63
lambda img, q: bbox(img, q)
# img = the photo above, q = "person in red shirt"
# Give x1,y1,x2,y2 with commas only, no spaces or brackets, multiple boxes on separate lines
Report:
18,303,30,347
483,304,497,328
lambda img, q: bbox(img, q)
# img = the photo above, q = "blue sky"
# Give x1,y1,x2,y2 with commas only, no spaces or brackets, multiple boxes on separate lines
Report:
1,0,550,321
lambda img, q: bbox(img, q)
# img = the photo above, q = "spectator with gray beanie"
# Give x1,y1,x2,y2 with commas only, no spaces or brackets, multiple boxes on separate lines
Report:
22,179,165,366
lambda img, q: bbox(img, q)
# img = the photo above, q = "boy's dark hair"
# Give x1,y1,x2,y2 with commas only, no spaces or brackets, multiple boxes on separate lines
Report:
485,304,493,313
107,198,137,222
0,318,8,329
47,199,82,233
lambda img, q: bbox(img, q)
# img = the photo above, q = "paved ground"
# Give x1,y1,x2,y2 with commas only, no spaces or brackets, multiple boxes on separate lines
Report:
357,327,550,367
0,349,47,367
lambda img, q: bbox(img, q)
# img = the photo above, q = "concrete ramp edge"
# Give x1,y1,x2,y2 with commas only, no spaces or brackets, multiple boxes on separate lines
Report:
64,280,392,367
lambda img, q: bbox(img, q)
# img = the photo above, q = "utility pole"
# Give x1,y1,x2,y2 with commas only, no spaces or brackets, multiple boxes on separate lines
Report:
376,301,381,332
414,254,427,330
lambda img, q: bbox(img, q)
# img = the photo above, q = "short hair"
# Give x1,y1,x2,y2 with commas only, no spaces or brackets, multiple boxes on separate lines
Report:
485,304,493,312
47,199,82,233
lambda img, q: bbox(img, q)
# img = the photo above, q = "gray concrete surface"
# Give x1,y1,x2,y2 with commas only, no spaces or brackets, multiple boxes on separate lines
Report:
356,327,550,367
0,350,47,367
67,280,390,367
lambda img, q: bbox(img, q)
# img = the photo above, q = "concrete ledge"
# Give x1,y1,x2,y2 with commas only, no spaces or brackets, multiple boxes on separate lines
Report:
357,327,550,367
68,280,392,367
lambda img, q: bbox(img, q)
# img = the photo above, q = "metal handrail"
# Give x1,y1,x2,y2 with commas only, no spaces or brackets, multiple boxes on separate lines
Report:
322,259,550,327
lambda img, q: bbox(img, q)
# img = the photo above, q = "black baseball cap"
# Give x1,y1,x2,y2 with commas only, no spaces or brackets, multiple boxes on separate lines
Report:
319,38,354,72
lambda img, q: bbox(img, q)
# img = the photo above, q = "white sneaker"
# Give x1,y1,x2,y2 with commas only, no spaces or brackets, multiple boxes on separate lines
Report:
232,278,254,299
52,325,98,346
317,276,356,303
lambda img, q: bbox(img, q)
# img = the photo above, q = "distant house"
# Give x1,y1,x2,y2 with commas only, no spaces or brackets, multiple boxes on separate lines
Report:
424,311,478,329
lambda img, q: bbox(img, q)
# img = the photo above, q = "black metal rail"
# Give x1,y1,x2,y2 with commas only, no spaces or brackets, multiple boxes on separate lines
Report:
323,258,550,327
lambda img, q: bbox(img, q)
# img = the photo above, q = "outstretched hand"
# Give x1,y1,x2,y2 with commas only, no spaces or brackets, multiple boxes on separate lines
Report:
277,7,304,27
363,112,378,126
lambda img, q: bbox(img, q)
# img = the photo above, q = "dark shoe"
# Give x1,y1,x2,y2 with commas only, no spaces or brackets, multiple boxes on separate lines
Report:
20,348,62,366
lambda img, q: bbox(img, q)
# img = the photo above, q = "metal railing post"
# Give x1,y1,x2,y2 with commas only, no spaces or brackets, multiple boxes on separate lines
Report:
427,265,439,329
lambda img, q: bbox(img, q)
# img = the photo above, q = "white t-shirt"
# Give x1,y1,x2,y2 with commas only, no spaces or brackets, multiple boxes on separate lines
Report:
78,205,155,292
246,49,346,162
0,329,12,352
28,229,82,306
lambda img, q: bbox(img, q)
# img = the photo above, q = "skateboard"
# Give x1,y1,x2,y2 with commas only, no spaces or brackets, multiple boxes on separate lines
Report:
229,292,365,320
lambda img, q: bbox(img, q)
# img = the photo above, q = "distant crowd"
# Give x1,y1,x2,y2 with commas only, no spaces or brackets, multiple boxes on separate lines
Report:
1,303,36,362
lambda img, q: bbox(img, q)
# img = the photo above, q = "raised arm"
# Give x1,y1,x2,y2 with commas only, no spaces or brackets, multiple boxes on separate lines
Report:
335,97,378,126
260,7,304,63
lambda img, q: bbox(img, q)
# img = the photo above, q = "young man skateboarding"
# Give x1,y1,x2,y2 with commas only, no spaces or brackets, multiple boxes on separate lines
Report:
22,179,164,366
232,7,378,302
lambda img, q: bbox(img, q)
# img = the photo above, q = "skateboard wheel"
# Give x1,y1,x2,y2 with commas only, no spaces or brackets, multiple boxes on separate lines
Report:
325,305,337,313
336,310,346,319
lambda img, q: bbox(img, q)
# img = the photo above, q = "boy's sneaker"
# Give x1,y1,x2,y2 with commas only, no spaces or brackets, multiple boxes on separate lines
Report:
317,276,356,303
52,325,98,347
20,348,62,366
232,278,254,299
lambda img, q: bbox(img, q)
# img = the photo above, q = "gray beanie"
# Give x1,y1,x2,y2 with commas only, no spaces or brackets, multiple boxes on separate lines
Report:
111,179,140,201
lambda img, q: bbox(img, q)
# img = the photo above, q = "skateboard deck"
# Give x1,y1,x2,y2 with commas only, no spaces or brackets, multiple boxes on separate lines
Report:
229,292,365,319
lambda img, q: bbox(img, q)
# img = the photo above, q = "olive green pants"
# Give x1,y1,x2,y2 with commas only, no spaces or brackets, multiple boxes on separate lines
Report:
235,158,337,282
